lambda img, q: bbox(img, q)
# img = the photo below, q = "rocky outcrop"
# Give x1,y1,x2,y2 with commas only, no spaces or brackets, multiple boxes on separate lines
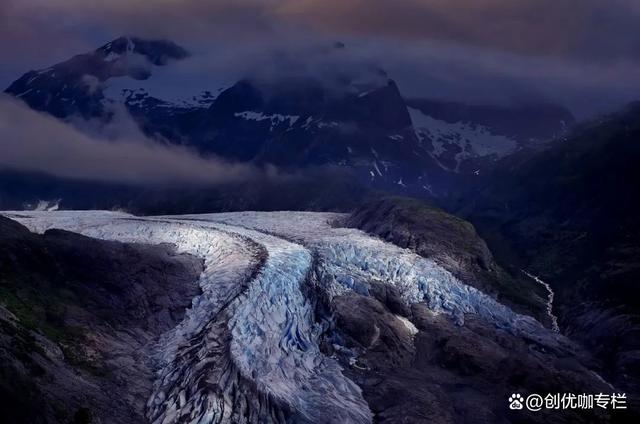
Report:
329,298,627,424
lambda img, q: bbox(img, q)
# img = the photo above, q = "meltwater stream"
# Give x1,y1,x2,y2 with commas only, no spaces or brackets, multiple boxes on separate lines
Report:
5,210,572,423
522,270,560,333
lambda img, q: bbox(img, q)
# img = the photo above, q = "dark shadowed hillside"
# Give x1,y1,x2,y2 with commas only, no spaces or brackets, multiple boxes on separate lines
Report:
0,216,203,423
463,102,640,394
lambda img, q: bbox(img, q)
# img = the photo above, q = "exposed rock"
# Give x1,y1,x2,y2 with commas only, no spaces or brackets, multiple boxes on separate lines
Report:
330,300,632,424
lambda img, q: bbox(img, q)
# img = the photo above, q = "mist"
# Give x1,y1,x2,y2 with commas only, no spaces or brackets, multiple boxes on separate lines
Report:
0,96,260,186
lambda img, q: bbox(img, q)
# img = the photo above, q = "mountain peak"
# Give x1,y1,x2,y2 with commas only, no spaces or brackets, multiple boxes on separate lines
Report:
4,36,190,118
97,36,189,66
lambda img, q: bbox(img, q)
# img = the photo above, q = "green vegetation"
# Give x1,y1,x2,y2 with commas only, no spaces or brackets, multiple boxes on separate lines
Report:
0,283,75,344
0,280,104,375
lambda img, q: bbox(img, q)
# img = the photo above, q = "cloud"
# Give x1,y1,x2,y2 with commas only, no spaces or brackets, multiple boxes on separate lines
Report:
3,0,640,63
278,0,640,62
1,0,639,117
350,39,640,117
0,95,259,185
4,0,639,62
171,36,640,117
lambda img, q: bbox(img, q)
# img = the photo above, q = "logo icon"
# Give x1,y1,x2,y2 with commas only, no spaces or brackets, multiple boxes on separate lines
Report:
509,394,524,410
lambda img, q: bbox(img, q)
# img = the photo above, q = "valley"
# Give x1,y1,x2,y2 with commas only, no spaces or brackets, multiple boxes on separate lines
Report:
1,210,634,423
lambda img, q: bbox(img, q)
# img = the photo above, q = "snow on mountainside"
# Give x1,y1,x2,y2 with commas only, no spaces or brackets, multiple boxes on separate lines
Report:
5,37,190,119
409,106,517,172
407,98,575,146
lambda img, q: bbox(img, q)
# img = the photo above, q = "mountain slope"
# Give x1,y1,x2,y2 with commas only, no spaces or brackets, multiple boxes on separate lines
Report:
464,102,640,393
0,216,202,423
407,99,574,175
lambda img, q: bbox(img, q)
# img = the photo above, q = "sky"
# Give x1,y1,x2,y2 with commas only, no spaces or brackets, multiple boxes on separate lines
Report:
2,0,640,117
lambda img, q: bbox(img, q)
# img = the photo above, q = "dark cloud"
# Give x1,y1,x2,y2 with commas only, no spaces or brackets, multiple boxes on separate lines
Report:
280,0,640,62
3,0,639,62
0,96,260,185
1,0,639,117
351,39,640,117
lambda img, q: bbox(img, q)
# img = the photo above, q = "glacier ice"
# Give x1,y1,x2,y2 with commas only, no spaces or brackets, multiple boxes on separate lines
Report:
178,212,568,349
3,210,572,423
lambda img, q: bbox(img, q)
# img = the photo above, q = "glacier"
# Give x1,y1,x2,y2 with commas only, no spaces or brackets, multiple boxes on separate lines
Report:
3,210,573,423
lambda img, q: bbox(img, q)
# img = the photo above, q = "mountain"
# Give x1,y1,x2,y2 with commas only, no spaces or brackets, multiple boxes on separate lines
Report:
3,31,639,424
463,101,640,394
5,36,188,120
3,36,574,206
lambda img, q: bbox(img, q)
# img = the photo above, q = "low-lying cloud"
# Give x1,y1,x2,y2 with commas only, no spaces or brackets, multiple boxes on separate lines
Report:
158,36,640,117
0,95,259,185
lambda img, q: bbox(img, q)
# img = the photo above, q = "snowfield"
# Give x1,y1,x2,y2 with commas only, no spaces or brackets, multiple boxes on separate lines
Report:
408,106,517,171
3,210,569,423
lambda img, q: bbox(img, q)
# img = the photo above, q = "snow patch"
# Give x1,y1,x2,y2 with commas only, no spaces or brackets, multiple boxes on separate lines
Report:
395,315,418,337
408,107,517,167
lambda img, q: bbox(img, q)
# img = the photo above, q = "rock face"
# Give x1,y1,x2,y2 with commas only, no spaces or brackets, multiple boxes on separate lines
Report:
343,197,548,321
154,77,445,197
0,216,203,423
